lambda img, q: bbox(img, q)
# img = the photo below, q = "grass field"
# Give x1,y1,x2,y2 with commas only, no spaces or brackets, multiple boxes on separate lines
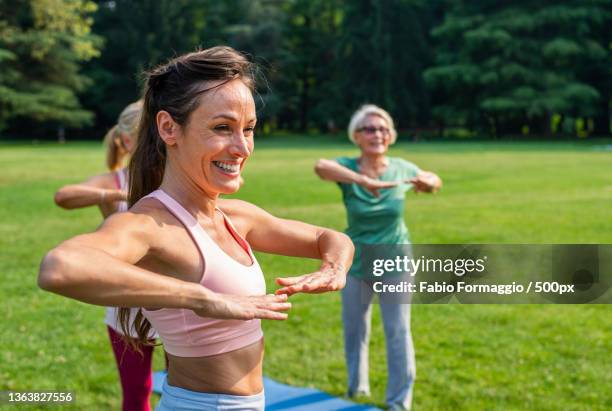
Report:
1,137,611,410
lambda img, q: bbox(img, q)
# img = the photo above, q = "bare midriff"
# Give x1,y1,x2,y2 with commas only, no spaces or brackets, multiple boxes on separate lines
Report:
166,338,264,395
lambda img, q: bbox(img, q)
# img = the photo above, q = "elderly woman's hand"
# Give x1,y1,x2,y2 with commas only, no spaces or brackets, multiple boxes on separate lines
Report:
409,171,442,193
359,175,398,197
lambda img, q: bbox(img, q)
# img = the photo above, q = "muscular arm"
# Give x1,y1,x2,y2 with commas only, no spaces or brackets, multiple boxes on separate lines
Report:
54,173,126,210
38,211,206,309
38,209,290,319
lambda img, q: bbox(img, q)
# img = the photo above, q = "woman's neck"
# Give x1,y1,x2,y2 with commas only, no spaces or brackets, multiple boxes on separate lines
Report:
159,162,218,219
358,153,388,174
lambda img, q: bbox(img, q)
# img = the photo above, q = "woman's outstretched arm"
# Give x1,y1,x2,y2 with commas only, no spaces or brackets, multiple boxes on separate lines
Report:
38,211,290,320
54,173,126,210
314,158,397,197
221,199,355,296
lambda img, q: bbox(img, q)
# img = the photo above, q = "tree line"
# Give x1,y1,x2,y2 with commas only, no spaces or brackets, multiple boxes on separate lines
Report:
1,0,610,140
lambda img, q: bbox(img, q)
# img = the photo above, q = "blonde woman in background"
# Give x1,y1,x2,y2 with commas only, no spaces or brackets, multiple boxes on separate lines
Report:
55,101,141,217
54,100,159,411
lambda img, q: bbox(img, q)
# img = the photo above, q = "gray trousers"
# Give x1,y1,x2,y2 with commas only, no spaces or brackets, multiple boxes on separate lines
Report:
341,274,416,410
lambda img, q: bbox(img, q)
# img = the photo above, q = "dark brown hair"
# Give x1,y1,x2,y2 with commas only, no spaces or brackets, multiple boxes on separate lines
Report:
119,46,255,350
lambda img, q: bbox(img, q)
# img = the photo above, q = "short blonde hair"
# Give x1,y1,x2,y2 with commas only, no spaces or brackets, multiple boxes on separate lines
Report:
347,104,397,145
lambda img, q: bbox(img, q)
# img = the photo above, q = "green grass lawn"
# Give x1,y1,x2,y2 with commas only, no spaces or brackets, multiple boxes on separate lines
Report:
0,137,611,410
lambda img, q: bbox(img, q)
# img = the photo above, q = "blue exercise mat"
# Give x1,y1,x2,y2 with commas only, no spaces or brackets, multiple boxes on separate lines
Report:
152,371,380,410
152,370,166,394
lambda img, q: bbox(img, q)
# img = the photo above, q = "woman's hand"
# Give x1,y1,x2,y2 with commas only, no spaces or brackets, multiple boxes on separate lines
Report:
408,171,442,193
359,176,398,197
194,293,291,320
275,264,347,296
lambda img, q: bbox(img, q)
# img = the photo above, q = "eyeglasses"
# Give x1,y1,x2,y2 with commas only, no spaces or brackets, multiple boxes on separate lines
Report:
357,126,390,135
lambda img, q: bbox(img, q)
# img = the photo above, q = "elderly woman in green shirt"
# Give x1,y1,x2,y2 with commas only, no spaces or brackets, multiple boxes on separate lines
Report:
315,104,441,411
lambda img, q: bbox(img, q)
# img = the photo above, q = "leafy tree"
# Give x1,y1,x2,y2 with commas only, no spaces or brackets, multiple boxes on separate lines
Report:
79,0,207,133
337,0,438,130
81,0,282,135
424,0,612,137
9,0,607,139
0,0,101,134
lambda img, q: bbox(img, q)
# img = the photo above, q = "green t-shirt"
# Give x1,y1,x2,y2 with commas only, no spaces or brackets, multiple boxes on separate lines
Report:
336,156,420,278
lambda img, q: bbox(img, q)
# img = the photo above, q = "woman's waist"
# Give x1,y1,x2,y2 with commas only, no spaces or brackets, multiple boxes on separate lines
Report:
167,338,264,396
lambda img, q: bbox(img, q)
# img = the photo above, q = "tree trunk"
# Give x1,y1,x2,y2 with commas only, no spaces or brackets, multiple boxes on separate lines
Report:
593,98,612,136
299,69,309,132
57,125,66,144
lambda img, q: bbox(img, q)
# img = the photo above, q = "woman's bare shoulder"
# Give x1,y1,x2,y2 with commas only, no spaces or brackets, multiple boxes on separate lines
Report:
217,198,271,235
84,195,201,265
218,198,264,217
126,196,179,226
59,197,174,261
100,196,178,238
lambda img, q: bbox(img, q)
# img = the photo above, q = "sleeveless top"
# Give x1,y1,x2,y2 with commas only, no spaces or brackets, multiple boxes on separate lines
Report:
335,156,420,279
104,168,151,338
141,189,266,357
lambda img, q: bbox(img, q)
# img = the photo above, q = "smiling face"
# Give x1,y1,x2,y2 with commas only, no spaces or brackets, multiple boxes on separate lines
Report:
162,79,256,196
354,114,391,156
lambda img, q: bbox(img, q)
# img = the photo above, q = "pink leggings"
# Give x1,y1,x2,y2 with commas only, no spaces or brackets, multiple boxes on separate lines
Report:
107,326,154,411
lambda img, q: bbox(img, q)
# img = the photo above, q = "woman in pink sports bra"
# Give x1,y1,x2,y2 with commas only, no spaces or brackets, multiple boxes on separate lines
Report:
54,101,161,411
39,46,354,410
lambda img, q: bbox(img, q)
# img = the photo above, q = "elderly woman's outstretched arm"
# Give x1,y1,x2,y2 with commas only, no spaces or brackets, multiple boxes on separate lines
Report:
314,159,398,197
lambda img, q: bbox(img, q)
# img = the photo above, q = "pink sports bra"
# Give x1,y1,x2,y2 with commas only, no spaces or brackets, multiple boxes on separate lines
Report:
141,189,266,357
